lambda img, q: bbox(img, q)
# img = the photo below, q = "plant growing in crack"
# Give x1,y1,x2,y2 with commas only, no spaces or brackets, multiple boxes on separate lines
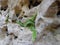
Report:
16,14,37,41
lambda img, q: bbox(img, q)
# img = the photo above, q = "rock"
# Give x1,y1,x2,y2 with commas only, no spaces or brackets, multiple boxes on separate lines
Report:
7,23,33,45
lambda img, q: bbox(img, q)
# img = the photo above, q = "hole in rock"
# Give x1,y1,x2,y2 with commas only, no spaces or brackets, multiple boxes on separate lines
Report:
29,0,42,9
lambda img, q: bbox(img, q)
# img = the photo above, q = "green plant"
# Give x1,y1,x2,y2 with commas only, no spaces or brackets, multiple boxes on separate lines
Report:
16,14,37,41
16,20,24,27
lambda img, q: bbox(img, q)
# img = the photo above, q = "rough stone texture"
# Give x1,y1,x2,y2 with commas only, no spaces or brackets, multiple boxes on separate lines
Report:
0,0,60,45
0,10,33,45
7,23,33,45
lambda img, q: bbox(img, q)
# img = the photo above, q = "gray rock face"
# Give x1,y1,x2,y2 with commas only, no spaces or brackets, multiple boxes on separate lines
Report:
0,0,60,45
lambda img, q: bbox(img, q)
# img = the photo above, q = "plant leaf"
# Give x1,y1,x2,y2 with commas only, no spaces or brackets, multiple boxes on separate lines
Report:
16,20,24,27
29,26,37,41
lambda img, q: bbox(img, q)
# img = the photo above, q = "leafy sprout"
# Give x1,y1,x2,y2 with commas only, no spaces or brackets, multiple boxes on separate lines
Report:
16,14,37,41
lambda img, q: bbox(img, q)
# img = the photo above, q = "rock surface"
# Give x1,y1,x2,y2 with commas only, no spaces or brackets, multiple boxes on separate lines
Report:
0,0,60,45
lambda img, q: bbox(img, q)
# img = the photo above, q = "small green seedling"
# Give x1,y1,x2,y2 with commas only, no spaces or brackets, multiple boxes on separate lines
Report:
16,14,37,41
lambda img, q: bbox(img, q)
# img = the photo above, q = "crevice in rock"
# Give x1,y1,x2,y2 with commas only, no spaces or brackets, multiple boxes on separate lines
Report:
29,0,42,9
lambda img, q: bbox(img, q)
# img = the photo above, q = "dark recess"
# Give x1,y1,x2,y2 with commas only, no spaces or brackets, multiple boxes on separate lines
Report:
1,5,8,11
